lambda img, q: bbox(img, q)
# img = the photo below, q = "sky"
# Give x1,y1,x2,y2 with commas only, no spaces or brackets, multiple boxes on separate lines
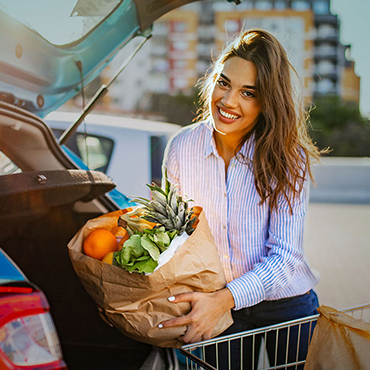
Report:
330,0,370,118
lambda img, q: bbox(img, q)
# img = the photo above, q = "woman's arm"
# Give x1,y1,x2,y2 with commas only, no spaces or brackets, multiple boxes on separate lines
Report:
227,178,310,310
160,179,310,342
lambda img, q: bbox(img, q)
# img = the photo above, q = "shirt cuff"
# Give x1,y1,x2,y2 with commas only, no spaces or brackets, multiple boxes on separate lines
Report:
226,272,266,310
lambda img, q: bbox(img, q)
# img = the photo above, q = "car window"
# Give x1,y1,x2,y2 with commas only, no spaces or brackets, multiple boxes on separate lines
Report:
0,151,22,175
0,0,122,45
52,129,114,173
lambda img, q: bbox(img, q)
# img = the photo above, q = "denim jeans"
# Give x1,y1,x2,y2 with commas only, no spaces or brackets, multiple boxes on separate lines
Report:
205,290,319,370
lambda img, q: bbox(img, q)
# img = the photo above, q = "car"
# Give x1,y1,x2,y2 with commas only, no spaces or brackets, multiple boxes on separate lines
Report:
0,248,67,370
45,111,181,199
0,1,239,369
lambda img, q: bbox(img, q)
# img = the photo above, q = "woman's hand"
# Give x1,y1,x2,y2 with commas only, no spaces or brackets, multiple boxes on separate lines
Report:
159,288,235,344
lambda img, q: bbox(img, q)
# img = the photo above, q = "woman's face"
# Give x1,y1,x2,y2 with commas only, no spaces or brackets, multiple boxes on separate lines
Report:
211,56,261,139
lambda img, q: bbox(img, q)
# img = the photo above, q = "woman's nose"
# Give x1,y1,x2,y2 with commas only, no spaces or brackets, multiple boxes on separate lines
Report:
221,89,238,108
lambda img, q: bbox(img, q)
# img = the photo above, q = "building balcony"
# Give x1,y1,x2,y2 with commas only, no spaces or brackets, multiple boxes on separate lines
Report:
315,35,339,44
315,14,339,26
314,72,339,82
314,53,338,62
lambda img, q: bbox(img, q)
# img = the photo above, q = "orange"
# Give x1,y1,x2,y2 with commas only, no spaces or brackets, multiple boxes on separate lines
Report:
190,206,203,229
83,229,119,260
117,229,130,250
102,251,114,265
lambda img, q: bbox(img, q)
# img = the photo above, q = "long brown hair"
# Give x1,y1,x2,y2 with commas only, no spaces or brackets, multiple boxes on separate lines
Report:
197,29,321,213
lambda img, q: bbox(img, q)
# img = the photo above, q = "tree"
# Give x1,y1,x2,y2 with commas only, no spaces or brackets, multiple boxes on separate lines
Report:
309,96,370,157
148,89,200,126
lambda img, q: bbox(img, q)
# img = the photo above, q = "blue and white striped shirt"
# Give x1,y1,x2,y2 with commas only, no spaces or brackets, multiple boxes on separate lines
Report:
163,120,319,310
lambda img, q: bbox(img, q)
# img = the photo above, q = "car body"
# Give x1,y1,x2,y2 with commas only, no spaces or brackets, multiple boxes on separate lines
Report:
45,111,181,199
0,0,240,369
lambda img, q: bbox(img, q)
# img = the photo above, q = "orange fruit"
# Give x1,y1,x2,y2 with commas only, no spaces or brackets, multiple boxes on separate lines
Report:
83,229,119,260
102,251,114,265
117,229,130,250
190,206,203,229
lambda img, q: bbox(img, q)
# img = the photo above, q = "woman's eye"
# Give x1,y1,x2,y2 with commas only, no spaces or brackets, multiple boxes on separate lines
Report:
242,90,255,98
217,79,228,88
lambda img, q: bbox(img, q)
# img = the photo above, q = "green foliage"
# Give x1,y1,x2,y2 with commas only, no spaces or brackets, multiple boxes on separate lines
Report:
113,227,175,274
309,96,370,157
148,89,200,126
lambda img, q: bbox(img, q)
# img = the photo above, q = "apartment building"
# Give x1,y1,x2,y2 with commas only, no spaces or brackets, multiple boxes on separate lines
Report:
99,0,360,113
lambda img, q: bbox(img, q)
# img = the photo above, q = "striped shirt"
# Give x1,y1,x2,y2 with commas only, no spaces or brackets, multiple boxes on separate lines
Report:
163,120,320,310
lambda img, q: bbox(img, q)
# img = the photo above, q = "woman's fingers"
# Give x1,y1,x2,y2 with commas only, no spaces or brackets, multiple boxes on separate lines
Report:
167,292,196,304
158,289,234,343
159,315,189,329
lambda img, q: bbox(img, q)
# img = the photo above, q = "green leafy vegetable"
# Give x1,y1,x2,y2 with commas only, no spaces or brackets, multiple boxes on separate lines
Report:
113,226,177,274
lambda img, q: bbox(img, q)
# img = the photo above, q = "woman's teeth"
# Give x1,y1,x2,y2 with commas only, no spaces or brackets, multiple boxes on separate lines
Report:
219,108,238,120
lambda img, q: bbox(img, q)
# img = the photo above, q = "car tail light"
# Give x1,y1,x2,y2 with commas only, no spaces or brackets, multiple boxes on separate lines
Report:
0,285,67,370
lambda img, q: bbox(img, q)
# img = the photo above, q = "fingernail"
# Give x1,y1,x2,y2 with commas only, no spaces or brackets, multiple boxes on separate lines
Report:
158,324,163,329
168,296,175,302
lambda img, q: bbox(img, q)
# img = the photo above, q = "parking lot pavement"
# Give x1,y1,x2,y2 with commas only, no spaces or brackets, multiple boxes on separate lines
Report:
304,202,370,310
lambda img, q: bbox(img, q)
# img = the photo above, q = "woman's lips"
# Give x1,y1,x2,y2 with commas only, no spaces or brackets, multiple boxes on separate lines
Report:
217,106,240,123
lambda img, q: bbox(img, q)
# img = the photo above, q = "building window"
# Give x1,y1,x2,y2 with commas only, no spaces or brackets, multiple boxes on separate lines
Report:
275,1,287,10
173,21,187,33
153,59,169,72
172,41,189,51
317,24,337,38
255,1,273,10
317,60,336,74
153,22,168,36
313,0,329,14
317,78,334,94
173,78,188,90
225,19,240,34
291,1,310,11
316,44,337,56
173,60,187,69
238,1,253,10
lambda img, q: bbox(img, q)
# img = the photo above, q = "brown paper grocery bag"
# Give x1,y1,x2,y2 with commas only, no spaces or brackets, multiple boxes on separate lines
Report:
304,305,370,369
67,210,233,348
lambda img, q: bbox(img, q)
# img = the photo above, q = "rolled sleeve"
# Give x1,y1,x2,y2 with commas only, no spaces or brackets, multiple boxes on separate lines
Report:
226,272,265,310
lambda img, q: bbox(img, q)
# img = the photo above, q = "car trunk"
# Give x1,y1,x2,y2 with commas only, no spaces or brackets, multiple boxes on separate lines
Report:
0,170,155,369
0,103,160,369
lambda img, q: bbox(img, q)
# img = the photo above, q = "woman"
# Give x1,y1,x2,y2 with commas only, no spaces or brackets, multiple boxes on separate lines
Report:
160,29,321,368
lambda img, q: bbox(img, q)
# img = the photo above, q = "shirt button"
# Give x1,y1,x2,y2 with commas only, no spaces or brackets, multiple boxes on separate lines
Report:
223,193,227,197
222,225,226,230
223,254,229,260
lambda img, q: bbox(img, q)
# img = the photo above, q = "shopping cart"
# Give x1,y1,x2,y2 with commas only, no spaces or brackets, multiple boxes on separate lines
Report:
180,303,370,370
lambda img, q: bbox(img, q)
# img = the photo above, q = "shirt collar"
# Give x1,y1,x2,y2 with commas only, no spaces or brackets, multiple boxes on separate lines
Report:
204,120,255,161
204,120,218,158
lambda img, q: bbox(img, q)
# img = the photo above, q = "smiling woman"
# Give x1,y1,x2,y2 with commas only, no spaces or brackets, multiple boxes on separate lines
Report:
162,28,323,369
211,57,261,169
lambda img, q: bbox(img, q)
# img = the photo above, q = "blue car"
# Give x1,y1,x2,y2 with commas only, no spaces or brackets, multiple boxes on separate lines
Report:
0,1,240,369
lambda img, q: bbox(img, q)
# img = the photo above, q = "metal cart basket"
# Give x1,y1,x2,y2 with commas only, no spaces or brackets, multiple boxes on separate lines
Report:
180,303,370,370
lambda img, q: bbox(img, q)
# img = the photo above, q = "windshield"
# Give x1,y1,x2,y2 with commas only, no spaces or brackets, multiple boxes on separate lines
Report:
0,0,122,45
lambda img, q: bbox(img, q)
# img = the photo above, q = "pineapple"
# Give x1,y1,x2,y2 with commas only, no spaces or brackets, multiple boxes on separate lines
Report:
129,172,197,235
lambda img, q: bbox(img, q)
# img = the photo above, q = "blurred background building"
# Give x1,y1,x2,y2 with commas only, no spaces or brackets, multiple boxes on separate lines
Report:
92,0,360,117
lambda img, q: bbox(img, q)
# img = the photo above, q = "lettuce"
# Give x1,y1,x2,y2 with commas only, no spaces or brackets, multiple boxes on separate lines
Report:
113,227,177,274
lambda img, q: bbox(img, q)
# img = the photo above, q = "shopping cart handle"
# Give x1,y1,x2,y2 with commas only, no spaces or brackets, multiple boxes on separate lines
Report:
179,347,217,370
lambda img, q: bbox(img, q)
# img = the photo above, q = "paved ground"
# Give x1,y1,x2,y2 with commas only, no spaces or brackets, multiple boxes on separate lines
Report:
304,202,370,310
